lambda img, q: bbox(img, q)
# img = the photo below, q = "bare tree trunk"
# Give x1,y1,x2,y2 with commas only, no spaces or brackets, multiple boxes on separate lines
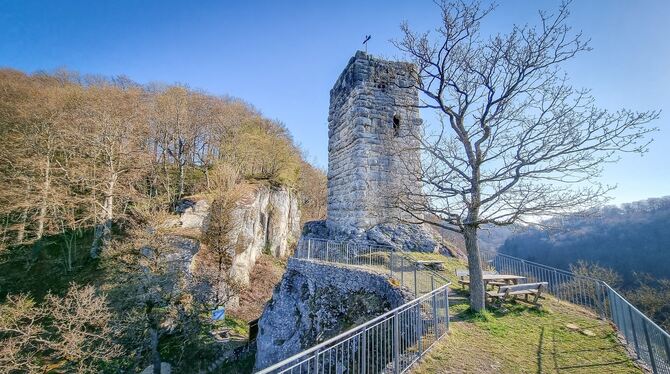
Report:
464,224,486,312
178,160,185,198
91,174,116,258
150,327,161,374
36,156,51,240
15,207,28,244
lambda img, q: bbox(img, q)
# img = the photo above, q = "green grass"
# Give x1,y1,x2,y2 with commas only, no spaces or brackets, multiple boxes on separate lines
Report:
404,253,644,374
218,315,250,337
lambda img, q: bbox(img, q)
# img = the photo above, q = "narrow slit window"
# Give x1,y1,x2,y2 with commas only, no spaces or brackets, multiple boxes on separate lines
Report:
393,115,401,136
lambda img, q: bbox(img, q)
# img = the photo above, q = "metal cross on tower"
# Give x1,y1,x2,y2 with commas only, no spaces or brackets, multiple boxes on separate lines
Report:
363,35,371,52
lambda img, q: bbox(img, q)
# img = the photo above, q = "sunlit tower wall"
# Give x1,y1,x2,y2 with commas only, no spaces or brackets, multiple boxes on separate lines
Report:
326,51,423,234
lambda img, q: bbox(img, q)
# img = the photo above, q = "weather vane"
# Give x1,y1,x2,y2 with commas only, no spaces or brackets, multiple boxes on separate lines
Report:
363,35,371,53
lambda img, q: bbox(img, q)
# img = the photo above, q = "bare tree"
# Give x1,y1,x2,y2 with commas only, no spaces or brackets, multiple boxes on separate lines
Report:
77,84,149,258
393,1,658,311
192,184,245,311
0,284,122,373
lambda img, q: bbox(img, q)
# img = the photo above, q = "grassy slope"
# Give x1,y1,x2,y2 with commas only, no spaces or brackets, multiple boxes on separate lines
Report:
405,253,644,374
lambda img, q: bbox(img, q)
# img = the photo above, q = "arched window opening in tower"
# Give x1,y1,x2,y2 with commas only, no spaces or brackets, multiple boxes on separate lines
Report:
393,115,401,136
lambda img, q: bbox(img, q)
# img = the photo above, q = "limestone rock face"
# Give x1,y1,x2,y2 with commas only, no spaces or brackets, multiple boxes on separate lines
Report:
229,185,301,285
254,259,412,371
173,185,300,286
366,223,442,253
176,199,210,229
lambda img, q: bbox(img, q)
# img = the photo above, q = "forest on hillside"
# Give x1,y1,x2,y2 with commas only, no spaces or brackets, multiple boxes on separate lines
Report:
0,69,327,372
499,196,670,330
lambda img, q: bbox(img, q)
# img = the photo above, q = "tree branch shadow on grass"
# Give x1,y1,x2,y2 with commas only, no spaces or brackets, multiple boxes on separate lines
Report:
537,326,545,374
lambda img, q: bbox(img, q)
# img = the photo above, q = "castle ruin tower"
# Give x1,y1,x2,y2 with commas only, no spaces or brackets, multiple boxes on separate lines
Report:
326,51,422,235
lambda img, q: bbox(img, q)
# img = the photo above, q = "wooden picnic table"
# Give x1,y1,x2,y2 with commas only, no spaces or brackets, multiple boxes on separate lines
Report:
482,274,526,286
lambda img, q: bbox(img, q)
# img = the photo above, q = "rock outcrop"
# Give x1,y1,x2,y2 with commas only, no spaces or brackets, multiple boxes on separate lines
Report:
254,258,413,371
176,199,210,229
228,185,301,285
302,220,465,258
171,184,300,286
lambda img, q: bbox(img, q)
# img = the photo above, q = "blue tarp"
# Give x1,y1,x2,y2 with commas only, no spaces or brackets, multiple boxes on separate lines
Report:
211,307,225,321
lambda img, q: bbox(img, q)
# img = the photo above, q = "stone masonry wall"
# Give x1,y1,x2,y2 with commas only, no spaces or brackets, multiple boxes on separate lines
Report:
326,51,422,235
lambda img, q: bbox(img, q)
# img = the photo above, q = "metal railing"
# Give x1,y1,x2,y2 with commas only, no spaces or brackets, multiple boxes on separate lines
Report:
482,251,670,374
295,238,394,269
255,283,451,374
295,238,451,297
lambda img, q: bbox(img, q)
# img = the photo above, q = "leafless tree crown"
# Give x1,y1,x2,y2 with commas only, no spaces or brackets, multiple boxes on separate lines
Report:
392,0,659,233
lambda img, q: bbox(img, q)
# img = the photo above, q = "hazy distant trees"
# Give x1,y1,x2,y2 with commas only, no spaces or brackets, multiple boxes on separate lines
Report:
393,1,658,311
500,196,670,284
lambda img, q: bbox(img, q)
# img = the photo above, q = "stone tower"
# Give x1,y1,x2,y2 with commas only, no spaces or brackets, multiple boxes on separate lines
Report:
326,51,422,235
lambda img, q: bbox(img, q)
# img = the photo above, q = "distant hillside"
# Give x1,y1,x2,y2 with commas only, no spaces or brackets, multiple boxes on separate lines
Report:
436,224,516,254
499,196,670,285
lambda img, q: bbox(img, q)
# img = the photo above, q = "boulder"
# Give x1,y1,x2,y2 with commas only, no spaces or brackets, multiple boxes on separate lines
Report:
177,199,210,229
254,258,412,371
302,220,465,258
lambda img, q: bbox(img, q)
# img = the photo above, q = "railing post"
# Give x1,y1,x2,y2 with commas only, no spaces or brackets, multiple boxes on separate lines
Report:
553,269,560,301
628,305,642,359
431,273,435,292
361,328,367,374
393,310,400,374
641,319,658,373
595,281,605,319
313,348,320,374
307,239,311,260
325,241,329,262
414,266,418,296
390,252,394,278
416,303,423,355
368,245,372,266
663,334,670,373
432,290,439,336
445,287,450,332
346,243,350,265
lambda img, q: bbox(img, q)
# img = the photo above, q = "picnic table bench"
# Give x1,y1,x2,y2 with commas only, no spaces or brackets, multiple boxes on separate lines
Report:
415,260,445,271
487,282,548,306
456,270,524,289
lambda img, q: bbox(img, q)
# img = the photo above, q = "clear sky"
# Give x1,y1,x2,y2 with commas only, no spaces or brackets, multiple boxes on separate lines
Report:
1,0,668,204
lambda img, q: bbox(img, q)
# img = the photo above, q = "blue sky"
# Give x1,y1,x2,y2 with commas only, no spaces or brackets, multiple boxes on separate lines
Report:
1,0,668,204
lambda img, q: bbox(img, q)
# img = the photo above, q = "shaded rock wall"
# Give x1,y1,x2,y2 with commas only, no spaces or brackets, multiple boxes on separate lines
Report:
254,258,412,371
